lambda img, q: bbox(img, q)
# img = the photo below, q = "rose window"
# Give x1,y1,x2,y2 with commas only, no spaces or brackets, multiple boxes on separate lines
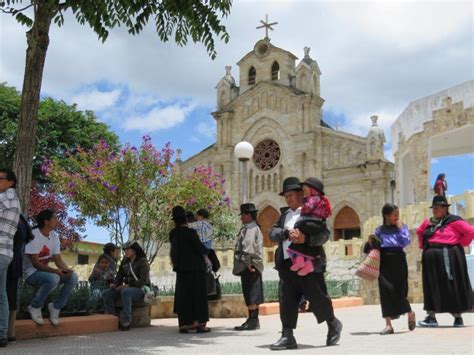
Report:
253,139,280,171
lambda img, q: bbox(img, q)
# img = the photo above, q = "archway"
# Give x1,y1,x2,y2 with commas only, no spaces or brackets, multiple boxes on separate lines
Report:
333,206,360,241
257,206,280,248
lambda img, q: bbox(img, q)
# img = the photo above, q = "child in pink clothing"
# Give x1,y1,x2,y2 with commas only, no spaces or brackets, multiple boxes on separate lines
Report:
287,177,331,276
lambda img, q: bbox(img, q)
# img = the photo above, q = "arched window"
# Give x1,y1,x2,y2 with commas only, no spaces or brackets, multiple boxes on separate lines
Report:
257,206,280,247
248,66,256,85
333,206,361,241
271,61,280,80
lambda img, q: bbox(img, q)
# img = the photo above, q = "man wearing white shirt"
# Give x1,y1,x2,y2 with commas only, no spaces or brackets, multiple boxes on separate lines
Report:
269,177,342,350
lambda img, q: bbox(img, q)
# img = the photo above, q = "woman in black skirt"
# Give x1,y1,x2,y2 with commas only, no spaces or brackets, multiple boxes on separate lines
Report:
417,195,474,327
365,203,416,334
170,206,211,333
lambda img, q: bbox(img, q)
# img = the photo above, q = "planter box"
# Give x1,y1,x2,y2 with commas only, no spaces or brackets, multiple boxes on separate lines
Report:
15,314,118,340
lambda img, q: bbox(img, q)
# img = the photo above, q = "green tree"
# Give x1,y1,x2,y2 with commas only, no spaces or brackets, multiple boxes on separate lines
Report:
1,0,232,212
0,83,119,182
45,138,239,264
160,165,240,245
45,135,175,264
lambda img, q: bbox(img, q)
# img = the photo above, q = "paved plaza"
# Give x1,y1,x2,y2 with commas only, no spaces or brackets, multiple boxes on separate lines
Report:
3,304,473,354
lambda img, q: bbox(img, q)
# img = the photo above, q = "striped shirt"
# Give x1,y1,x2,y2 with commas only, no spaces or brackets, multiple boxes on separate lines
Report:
0,188,21,258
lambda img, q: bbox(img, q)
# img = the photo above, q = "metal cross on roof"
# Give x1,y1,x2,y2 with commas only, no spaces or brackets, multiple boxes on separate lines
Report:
256,14,278,39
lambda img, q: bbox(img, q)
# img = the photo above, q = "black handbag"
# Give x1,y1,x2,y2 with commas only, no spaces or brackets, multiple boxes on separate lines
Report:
207,271,222,301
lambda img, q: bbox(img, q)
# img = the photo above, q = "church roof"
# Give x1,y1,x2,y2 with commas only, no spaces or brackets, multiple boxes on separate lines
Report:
236,40,298,66
180,143,215,164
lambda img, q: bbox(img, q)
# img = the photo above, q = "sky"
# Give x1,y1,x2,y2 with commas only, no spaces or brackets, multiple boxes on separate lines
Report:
1,0,473,243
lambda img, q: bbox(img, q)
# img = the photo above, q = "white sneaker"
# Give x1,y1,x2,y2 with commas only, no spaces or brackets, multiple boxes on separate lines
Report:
27,305,44,325
48,303,60,326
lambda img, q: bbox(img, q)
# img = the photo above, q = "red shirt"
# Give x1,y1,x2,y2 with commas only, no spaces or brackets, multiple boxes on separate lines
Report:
416,219,474,249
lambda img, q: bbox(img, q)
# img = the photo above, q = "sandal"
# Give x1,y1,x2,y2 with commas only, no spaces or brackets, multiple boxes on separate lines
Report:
408,311,416,331
380,327,394,335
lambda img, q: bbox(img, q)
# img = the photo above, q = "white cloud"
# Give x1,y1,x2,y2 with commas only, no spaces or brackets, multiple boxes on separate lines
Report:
330,1,471,50
122,103,195,132
71,89,122,111
196,121,216,139
1,1,471,147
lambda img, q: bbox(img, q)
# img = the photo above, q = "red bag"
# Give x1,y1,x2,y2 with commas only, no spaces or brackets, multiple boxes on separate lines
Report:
355,249,380,281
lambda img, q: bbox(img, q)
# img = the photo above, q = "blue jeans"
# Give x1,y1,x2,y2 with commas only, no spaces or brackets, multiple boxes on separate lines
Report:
26,271,78,310
103,287,144,323
0,255,12,340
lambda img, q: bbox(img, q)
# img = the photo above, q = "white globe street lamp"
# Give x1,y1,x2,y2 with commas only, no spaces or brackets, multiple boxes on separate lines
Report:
234,141,254,204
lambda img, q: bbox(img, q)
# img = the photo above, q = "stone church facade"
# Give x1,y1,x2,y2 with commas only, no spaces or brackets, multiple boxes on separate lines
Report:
177,38,395,246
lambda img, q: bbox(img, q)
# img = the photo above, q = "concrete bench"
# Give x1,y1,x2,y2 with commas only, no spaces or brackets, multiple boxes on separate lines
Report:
151,295,248,318
114,299,157,328
15,314,118,340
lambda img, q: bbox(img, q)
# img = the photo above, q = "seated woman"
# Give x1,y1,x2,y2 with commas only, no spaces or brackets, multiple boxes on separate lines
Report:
170,206,211,333
88,255,115,297
103,241,150,331
96,242,118,275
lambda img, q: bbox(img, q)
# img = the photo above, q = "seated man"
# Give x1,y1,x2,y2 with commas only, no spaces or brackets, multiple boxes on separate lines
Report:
23,209,78,326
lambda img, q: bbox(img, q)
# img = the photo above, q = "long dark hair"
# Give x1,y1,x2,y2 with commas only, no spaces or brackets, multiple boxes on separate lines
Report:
433,173,445,189
32,209,55,229
103,243,117,257
127,241,146,259
382,203,398,225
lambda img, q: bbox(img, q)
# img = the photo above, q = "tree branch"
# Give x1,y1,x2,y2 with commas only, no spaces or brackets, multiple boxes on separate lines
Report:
0,3,34,14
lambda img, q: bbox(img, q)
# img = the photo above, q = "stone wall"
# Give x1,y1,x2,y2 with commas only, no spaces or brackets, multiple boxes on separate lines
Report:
394,98,474,206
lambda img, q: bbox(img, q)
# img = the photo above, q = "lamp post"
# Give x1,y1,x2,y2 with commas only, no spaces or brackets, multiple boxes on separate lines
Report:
234,141,254,204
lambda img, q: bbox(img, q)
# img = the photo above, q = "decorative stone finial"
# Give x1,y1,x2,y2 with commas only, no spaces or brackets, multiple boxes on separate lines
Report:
225,65,232,75
370,115,378,126
176,148,182,161
304,46,311,57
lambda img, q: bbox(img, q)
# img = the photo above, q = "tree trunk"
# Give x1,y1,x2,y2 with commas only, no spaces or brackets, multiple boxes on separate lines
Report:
13,1,54,213
13,1,55,212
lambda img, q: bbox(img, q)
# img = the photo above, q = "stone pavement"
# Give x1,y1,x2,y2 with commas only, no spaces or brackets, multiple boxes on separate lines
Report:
4,304,473,354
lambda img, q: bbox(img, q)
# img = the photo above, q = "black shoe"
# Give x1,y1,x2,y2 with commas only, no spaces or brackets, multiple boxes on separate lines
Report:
7,337,16,343
418,316,438,327
453,317,464,327
234,318,260,331
326,317,343,346
270,328,298,350
0,338,7,348
119,322,131,331
196,326,211,333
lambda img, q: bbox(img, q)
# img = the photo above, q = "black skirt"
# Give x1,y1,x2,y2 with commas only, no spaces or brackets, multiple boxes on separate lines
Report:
240,269,264,306
422,244,472,313
378,250,411,318
174,271,209,326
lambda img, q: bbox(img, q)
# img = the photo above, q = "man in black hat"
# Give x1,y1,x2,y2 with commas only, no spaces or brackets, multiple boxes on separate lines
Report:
269,177,342,350
232,203,264,331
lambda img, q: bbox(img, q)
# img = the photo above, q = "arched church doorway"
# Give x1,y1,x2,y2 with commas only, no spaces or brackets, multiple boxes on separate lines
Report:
257,206,280,248
333,206,360,241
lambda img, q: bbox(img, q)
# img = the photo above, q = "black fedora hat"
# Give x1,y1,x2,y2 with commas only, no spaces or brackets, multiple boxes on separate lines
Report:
279,177,302,196
239,203,258,215
300,177,325,195
430,195,451,208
